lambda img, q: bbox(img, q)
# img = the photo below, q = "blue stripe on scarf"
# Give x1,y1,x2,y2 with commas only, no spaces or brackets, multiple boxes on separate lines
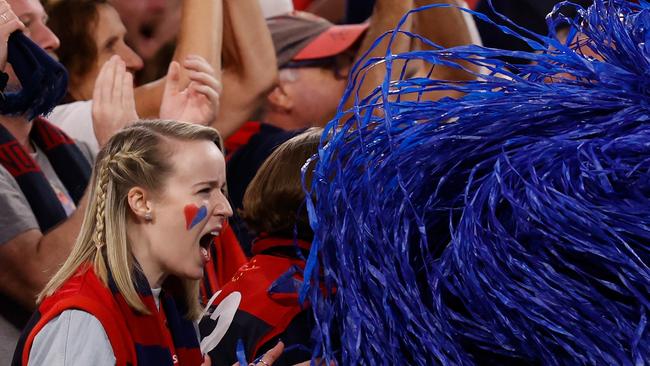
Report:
134,344,175,366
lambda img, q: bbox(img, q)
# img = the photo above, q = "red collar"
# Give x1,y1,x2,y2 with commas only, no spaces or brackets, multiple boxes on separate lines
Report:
251,236,311,256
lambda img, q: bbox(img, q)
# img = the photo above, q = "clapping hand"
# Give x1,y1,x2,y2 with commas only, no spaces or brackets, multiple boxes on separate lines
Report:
92,55,139,147
160,55,222,126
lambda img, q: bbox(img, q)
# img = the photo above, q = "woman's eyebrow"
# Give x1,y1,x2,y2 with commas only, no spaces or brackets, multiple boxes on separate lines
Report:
192,180,222,187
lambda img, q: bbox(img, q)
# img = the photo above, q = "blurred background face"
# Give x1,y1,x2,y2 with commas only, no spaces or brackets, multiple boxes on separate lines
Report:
72,3,143,100
278,53,353,127
9,0,59,53
109,0,180,61
288,66,349,126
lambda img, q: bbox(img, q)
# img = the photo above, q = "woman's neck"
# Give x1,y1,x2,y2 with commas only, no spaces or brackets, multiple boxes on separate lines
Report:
128,225,167,288
137,257,167,289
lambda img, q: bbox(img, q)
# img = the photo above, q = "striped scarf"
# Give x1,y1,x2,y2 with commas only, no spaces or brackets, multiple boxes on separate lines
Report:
107,266,204,365
0,117,90,232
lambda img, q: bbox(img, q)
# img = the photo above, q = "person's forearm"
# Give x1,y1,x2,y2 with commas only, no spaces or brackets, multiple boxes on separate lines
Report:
0,194,88,308
414,0,481,50
306,0,346,23
173,0,223,77
343,0,414,111
413,0,481,99
36,194,88,278
135,0,224,118
214,0,276,138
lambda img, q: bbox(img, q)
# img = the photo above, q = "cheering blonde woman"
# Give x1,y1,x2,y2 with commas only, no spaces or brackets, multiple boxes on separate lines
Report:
14,120,231,366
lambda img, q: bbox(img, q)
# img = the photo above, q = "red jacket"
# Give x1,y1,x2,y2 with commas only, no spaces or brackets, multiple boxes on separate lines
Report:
199,237,313,366
14,265,203,366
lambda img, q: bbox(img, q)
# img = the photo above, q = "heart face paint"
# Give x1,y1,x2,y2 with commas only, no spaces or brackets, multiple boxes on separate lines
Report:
184,204,208,230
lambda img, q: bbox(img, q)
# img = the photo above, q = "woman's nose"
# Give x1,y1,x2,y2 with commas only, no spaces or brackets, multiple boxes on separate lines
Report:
213,197,233,218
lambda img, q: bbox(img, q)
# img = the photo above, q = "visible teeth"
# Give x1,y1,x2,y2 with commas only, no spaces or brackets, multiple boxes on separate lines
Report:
210,231,220,237
200,247,210,261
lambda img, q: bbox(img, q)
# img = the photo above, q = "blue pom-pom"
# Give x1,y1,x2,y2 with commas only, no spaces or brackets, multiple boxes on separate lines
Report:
302,1,650,364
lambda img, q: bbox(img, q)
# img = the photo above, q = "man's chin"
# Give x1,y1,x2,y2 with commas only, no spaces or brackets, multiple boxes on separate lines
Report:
46,51,59,61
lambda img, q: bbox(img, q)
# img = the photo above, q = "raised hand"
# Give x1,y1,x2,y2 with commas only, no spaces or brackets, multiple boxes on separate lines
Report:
92,55,139,147
0,0,25,71
159,55,222,126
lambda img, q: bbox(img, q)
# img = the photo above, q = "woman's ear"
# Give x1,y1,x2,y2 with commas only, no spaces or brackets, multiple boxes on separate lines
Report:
127,187,154,222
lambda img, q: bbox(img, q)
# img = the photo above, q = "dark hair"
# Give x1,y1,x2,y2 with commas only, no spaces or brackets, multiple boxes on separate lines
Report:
240,128,322,241
47,0,107,97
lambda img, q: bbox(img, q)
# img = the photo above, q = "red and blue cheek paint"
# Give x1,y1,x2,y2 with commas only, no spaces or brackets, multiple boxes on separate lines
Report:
184,204,208,230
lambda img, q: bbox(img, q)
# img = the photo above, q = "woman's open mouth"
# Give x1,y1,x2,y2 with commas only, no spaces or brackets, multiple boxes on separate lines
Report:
199,232,214,261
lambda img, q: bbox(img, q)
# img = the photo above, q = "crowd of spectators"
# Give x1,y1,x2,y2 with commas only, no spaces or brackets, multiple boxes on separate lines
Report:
0,0,593,365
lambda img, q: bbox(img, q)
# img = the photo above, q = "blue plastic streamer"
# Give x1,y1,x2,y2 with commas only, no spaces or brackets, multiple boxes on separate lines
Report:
236,339,248,365
267,265,304,296
301,1,650,364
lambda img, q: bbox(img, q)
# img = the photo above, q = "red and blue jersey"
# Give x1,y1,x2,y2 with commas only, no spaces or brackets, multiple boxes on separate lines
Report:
199,236,314,366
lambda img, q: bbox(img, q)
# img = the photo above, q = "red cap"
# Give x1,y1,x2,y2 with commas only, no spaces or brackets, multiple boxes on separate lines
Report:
293,23,369,61
268,11,369,68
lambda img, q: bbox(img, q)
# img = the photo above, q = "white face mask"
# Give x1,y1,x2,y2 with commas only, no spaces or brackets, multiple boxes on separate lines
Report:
258,0,294,19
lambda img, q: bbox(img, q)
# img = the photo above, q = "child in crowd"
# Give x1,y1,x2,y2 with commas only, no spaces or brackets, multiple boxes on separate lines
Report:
201,129,322,366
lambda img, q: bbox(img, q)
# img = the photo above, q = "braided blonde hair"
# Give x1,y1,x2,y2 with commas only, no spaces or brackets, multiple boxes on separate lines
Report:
38,120,222,319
